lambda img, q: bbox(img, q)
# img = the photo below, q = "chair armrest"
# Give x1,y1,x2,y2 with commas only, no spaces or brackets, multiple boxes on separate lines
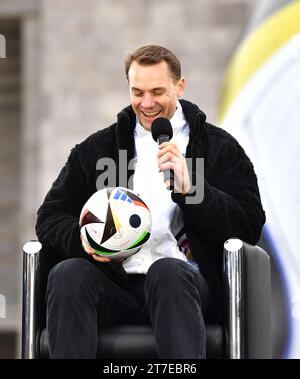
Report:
223,238,272,359
243,242,272,358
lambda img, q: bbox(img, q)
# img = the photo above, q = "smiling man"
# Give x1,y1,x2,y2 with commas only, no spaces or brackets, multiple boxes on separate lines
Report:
36,45,265,359
127,58,185,130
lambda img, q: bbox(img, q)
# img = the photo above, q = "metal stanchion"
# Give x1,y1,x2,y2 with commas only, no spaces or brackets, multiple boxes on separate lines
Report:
21,240,42,359
224,238,244,359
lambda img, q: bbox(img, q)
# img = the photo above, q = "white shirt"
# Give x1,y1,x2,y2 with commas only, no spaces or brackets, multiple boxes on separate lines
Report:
123,101,190,274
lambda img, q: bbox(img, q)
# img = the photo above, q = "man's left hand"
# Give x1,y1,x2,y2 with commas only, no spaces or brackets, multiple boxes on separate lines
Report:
157,141,191,195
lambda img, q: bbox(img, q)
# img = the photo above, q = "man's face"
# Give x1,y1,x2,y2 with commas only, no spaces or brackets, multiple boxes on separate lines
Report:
128,60,185,131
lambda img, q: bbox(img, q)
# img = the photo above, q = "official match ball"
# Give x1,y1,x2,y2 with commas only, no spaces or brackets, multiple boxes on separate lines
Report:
79,187,152,260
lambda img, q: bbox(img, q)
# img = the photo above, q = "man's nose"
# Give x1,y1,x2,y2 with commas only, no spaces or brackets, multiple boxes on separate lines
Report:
141,93,155,108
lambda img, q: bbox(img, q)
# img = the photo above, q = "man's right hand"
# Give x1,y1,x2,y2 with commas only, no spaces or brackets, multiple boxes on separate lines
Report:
80,235,112,263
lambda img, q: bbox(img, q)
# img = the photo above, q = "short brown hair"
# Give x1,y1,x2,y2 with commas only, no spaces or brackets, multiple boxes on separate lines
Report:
125,44,181,82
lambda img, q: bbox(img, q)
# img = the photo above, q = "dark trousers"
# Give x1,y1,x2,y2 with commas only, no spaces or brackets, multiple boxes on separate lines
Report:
46,257,214,359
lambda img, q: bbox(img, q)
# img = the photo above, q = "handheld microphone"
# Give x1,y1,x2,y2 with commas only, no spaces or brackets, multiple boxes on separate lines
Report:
151,117,174,190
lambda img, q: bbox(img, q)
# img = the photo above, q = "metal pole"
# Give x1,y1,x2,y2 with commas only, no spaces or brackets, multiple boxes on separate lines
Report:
223,238,244,359
21,240,42,359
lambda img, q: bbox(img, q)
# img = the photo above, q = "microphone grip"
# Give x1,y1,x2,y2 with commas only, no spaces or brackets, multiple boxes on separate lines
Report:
157,134,170,145
163,168,174,191
158,134,174,191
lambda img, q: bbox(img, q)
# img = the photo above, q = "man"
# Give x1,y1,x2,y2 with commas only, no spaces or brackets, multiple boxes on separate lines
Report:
36,45,265,359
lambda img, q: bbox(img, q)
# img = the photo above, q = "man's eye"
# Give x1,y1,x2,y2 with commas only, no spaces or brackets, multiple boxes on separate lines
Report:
132,92,143,97
153,90,164,96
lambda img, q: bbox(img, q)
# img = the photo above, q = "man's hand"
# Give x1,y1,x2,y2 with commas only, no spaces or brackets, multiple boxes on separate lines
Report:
157,141,191,195
80,235,112,263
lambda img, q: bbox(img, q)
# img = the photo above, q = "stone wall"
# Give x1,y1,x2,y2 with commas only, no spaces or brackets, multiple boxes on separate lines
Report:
0,18,21,338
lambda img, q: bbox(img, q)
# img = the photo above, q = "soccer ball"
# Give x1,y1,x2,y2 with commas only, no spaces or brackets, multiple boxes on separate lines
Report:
79,187,152,260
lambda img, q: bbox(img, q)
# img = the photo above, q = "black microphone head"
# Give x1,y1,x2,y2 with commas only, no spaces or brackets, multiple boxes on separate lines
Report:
151,117,173,142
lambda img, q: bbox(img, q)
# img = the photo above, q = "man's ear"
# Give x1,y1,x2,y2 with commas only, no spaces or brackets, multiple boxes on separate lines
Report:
177,77,185,97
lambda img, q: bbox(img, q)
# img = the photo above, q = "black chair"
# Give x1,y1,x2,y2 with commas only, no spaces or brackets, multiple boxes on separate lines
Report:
21,238,272,359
